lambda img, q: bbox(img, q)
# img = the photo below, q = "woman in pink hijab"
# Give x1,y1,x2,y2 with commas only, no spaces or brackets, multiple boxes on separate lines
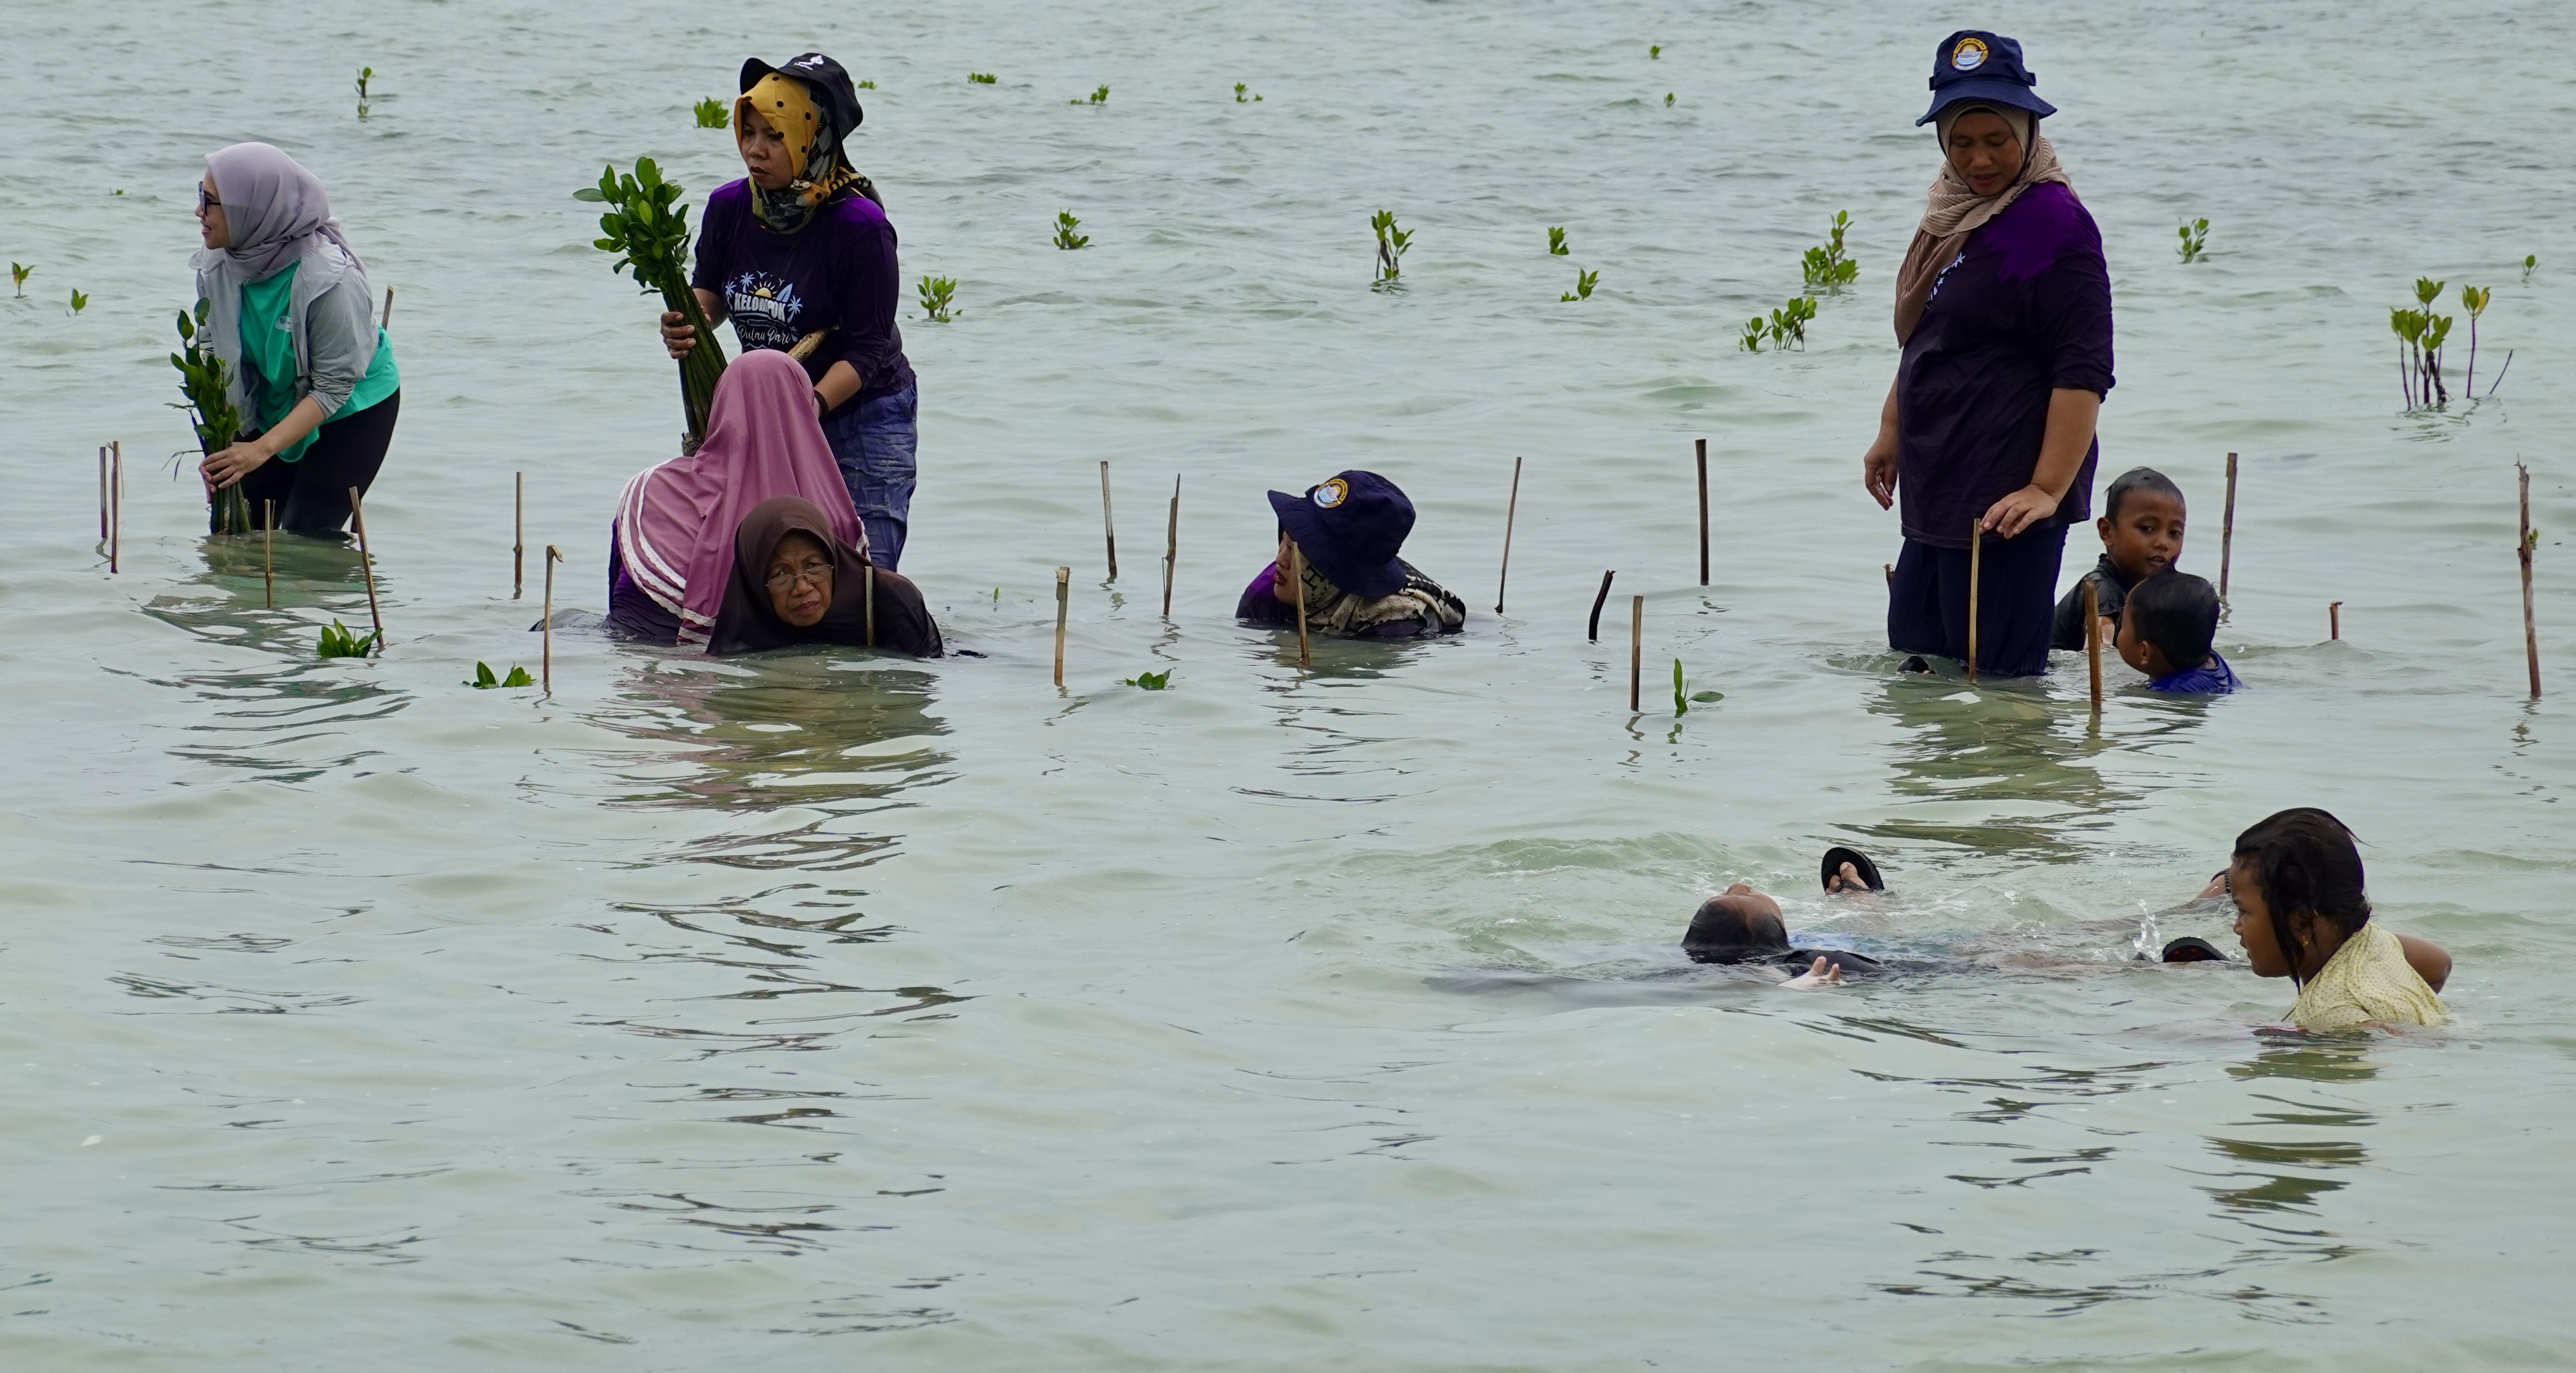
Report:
608,350,878,648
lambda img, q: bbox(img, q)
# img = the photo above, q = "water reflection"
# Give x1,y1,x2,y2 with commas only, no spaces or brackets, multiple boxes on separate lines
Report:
1851,667,2136,862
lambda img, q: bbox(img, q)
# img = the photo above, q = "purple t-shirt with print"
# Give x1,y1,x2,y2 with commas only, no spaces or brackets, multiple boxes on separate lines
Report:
692,179,916,406
1896,181,2113,550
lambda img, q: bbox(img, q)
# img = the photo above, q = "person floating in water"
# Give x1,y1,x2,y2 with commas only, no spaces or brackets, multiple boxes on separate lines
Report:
1683,848,1893,988
2225,808,2448,1030
1237,470,1465,640
2115,571,2238,693
2051,466,2184,651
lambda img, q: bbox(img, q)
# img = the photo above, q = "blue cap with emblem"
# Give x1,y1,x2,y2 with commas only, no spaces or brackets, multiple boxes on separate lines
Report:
1917,30,2055,126
1266,470,1414,601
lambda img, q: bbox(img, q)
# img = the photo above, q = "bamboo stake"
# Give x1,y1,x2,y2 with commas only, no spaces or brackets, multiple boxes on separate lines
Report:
2522,462,2541,698
513,471,524,599
1588,570,1616,642
2084,578,2102,712
1053,565,1071,686
110,441,121,574
2219,451,2239,604
864,564,877,647
1290,542,1311,666
1495,455,1522,614
382,285,394,328
348,487,383,651
1695,438,1709,585
1099,460,1118,580
1883,563,1893,587
1965,519,1982,684
542,545,562,694
263,500,275,609
2330,601,2342,641
1161,475,1179,619
98,446,108,543
1628,595,1643,711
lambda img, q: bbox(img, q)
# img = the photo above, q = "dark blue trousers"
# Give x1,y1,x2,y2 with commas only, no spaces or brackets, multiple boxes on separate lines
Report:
1887,522,2067,678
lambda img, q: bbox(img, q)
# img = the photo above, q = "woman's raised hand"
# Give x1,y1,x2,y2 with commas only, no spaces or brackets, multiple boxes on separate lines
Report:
659,310,696,359
1980,483,2063,539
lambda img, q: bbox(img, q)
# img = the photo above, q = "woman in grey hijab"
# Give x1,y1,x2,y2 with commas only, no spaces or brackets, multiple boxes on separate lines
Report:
193,142,402,537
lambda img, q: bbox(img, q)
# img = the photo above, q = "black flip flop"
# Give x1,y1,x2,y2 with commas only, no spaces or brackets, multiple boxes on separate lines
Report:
1820,846,1886,893
2160,936,2228,963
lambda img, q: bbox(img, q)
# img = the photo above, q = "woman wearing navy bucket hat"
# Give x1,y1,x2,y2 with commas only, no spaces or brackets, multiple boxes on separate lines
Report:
658,53,923,569
1237,471,1466,639
1860,32,2113,677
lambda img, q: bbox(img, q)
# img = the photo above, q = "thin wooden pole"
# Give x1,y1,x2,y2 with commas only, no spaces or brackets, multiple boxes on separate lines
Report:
1588,570,1616,641
110,441,121,573
1290,542,1311,666
542,545,561,694
1099,460,1118,580
1883,563,1893,587
2083,578,2101,712
382,285,394,328
1053,565,1071,686
1628,595,1643,711
864,564,877,647
1965,519,1982,684
2522,462,2541,698
1695,438,1709,585
512,471,524,599
348,486,383,651
1161,475,1180,619
1495,456,1522,614
263,500,275,609
98,446,109,543
2219,451,2239,604
2330,601,2342,641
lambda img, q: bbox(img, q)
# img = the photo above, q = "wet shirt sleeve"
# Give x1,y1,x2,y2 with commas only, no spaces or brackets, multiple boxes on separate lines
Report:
824,203,906,392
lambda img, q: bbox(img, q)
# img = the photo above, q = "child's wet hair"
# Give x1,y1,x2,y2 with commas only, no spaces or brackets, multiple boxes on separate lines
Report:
1682,895,1790,964
2232,808,2371,986
2102,467,2184,522
2123,570,2218,669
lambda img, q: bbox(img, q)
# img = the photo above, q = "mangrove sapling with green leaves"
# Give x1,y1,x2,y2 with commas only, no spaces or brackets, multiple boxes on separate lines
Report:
9,263,27,297
1671,660,1721,714
173,299,252,534
318,620,378,659
468,662,536,689
1053,211,1088,250
2389,277,2453,410
1371,211,1411,289
1664,92,1676,107
68,289,88,315
2523,254,2537,282
355,67,372,117
1234,82,1262,102
574,158,726,444
2176,217,2210,263
856,79,875,90
693,97,727,128
1650,44,1662,58
1561,268,1599,303
1739,316,1767,352
1121,669,1171,690
968,72,997,85
2461,285,2491,395
1071,85,1108,106
1800,211,1859,292
1766,295,1816,350
918,275,958,322
1547,226,1568,256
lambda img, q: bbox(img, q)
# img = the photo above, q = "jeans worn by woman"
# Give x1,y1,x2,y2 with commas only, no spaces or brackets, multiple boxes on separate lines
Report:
821,383,917,570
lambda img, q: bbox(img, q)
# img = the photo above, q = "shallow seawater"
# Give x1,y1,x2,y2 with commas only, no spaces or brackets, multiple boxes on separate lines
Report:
5,1,2575,1367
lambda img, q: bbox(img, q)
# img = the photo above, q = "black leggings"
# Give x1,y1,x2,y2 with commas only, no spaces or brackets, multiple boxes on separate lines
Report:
225,388,401,537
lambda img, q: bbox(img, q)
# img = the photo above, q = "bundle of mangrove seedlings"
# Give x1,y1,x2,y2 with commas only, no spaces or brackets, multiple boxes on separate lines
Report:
172,299,252,534
575,158,726,446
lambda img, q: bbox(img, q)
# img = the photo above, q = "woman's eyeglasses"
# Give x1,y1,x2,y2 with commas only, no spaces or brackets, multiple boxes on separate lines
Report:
765,562,833,594
196,185,222,212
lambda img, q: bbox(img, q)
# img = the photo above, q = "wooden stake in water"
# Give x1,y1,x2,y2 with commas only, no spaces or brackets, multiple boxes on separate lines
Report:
513,471,524,600
2330,601,2342,641
864,564,877,648
1053,565,1071,687
1161,475,1180,619
1495,456,1522,614
1965,518,1983,684
348,486,384,651
1588,570,1616,642
2084,578,2102,712
542,544,562,694
382,285,394,328
2219,451,2239,604
110,441,121,574
2521,461,2541,698
98,446,109,543
1883,562,1893,587
1695,438,1709,585
1629,595,1643,711
1290,542,1311,666
1099,460,1118,580
263,499,275,609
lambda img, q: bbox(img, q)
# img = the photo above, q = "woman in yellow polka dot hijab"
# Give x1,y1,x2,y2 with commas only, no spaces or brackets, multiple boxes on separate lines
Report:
734,53,873,233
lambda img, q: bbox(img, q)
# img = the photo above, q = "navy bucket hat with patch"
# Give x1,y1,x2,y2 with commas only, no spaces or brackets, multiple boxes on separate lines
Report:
1267,470,1413,600
1917,30,2056,127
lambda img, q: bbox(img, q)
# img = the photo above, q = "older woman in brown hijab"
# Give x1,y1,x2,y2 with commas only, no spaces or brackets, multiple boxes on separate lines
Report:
707,496,941,656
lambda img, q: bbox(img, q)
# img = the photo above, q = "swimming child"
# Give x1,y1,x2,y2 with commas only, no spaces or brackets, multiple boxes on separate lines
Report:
2050,466,2184,651
2225,807,2448,1030
2116,570,2239,693
1237,470,1466,640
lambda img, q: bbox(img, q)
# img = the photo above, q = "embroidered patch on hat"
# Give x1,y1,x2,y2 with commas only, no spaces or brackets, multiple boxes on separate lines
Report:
1312,478,1349,509
1951,36,1989,71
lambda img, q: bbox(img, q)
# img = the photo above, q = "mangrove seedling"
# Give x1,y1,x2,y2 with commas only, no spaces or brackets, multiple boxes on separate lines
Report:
69,288,88,315
1800,211,1859,292
1053,210,1088,250
1766,294,1817,350
1672,659,1722,714
2523,254,2538,282
468,662,536,689
856,79,876,90
1664,92,1676,107
173,299,251,533
9,262,26,297
918,275,958,322
693,97,727,128
355,67,372,101
1739,316,1766,352
318,620,379,659
2388,285,2454,411
1561,268,1599,303
2176,217,2210,263
1650,44,1662,58
968,72,997,85
1070,84,1109,106
1371,209,1411,288
1547,226,1568,256
1121,669,1171,690
2462,285,2491,395
1234,82,1262,102
574,157,727,444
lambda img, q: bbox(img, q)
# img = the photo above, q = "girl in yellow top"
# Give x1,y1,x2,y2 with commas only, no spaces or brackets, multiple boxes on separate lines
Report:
2227,808,2448,1031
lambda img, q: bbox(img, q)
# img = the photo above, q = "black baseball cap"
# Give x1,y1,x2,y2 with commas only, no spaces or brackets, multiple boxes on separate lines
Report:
741,53,864,139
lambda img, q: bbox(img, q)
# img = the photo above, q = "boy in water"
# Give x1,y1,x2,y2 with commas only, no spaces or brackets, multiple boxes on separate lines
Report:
2117,571,2239,693
2051,467,2186,651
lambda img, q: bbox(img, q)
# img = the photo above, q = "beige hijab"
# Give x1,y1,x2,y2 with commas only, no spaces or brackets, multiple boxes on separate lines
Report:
1893,106,2072,342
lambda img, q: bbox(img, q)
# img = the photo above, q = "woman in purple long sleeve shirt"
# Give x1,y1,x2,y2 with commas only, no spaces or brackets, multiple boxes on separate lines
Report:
1862,32,2113,677
659,53,923,569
